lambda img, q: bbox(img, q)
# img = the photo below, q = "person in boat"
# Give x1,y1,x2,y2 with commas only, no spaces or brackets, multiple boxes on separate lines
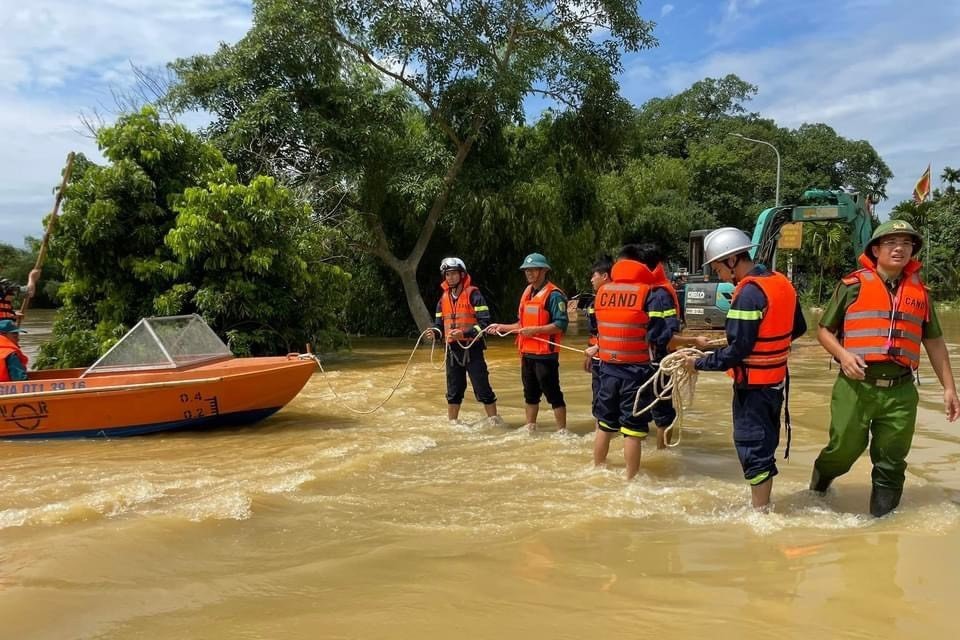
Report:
684,228,805,510
486,253,569,433
809,220,959,517
0,269,40,323
583,255,612,432
433,257,502,426
0,319,29,382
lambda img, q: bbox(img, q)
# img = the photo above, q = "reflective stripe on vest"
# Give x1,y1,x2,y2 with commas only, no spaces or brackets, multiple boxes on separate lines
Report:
730,272,796,386
440,285,479,343
841,267,927,369
517,282,564,355
595,281,652,364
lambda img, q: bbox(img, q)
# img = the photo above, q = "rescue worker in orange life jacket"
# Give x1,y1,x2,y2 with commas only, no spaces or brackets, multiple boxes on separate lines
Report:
0,269,40,323
684,228,806,511
810,220,958,517
433,257,502,426
0,319,29,382
583,255,613,430
486,253,569,433
591,244,656,479
642,247,712,449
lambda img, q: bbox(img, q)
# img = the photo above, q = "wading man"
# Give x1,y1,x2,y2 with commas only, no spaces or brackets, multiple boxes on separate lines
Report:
487,253,568,433
810,220,959,516
433,257,502,426
685,228,805,510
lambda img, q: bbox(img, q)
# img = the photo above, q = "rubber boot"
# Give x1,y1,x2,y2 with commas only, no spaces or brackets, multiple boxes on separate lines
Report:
809,468,833,494
869,485,903,518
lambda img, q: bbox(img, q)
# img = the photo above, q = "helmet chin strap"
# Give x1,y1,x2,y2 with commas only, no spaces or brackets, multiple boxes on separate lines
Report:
726,256,742,284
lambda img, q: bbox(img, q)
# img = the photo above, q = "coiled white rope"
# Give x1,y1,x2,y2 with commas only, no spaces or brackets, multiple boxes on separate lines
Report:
629,348,707,448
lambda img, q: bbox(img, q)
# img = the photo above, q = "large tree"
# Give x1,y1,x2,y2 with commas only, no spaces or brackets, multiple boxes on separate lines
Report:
170,0,656,330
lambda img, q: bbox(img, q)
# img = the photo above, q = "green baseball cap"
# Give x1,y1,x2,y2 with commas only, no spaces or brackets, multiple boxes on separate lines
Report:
868,219,923,253
519,253,551,270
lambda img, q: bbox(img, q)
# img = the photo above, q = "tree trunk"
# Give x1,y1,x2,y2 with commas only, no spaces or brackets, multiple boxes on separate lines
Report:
368,137,477,332
397,263,433,332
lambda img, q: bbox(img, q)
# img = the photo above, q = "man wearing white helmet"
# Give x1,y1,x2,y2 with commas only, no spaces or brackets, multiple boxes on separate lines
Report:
433,257,502,425
685,227,806,510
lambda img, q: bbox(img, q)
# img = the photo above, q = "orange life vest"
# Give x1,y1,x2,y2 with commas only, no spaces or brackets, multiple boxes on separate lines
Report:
729,271,797,387
840,255,928,370
439,274,479,344
517,281,564,355
0,334,28,382
650,263,681,315
594,260,653,364
0,298,16,322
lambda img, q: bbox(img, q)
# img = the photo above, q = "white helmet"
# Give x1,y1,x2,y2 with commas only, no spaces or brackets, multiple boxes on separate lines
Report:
440,257,466,274
702,227,756,267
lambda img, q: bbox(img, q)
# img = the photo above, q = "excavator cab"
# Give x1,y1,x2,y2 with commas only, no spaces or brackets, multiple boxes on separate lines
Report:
681,229,734,329
679,188,875,331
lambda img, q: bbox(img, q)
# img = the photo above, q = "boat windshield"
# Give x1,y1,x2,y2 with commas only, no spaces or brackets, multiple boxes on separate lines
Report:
84,315,234,375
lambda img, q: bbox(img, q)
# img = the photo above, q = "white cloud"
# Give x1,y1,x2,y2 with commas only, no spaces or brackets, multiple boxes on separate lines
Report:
661,4,674,17
628,1,960,216
0,0,252,241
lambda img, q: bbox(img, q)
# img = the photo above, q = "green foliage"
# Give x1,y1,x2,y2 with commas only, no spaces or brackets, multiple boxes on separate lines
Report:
1,237,63,308
37,107,350,368
892,189,960,301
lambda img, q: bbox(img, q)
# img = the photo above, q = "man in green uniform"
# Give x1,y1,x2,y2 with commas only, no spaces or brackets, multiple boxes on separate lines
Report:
811,220,959,516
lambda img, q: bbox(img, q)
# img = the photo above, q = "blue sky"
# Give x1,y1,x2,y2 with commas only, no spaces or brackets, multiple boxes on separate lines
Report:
1,0,958,245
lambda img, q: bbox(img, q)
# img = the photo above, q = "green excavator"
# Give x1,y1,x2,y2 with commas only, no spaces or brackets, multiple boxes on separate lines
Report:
681,189,877,329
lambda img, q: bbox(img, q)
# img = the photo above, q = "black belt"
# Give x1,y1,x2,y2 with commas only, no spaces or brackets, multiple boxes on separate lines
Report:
860,373,914,388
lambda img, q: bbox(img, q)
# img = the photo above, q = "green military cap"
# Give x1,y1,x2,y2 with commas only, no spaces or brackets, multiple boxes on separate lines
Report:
868,219,923,253
519,253,551,270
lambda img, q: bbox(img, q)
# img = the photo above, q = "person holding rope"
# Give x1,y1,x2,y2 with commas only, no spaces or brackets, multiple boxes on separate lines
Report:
0,270,40,323
684,228,805,511
809,220,959,517
486,253,569,433
583,255,613,430
643,246,712,449
433,257,502,426
592,243,680,478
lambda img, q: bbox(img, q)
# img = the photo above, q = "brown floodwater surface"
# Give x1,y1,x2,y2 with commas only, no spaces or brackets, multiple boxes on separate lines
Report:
2,309,959,639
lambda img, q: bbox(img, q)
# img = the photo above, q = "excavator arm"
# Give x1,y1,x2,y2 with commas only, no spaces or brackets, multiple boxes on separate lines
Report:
750,189,875,268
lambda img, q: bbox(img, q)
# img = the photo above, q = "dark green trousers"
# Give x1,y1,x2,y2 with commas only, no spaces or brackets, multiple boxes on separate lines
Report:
813,374,918,490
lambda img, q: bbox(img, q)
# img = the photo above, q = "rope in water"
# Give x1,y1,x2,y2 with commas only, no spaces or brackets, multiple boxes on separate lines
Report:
306,328,441,414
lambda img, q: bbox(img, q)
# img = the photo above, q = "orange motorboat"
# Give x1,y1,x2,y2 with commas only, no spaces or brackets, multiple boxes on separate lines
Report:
0,315,316,439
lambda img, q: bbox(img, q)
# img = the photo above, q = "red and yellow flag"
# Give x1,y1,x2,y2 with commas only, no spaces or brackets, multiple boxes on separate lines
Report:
913,164,931,203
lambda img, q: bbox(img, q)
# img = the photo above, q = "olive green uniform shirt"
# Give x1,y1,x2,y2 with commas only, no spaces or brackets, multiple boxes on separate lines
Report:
819,273,942,378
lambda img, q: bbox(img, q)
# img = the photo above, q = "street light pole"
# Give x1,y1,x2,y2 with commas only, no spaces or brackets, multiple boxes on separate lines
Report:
729,132,790,278
728,133,781,207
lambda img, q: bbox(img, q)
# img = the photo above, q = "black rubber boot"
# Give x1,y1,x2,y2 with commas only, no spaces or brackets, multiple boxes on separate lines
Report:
869,485,903,518
809,468,833,494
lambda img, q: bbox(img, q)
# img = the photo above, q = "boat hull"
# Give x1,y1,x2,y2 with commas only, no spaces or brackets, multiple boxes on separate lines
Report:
0,356,315,439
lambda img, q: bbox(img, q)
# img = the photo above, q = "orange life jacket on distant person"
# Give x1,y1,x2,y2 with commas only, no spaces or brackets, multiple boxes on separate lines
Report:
650,263,681,319
0,334,28,382
0,298,16,322
517,282,564,355
595,260,653,364
840,254,928,370
439,274,479,344
729,271,797,387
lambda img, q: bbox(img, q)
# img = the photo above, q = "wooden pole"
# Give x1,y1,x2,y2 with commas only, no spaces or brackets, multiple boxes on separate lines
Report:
18,152,76,324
